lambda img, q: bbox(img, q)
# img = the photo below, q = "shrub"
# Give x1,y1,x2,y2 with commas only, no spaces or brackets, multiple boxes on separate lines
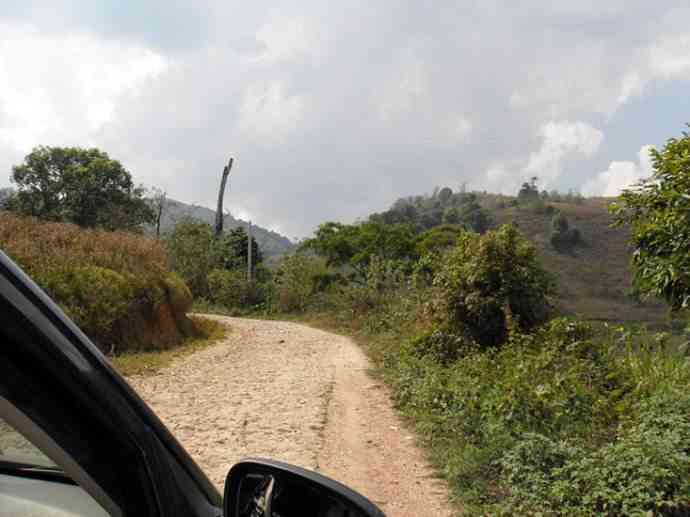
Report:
432,224,554,348
384,313,690,514
273,254,335,313
549,211,580,252
165,219,214,297
0,212,190,350
207,268,261,309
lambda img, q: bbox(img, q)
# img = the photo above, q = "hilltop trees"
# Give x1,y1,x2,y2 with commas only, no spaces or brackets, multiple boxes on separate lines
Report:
369,187,492,234
8,146,153,231
301,221,416,281
611,129,690,310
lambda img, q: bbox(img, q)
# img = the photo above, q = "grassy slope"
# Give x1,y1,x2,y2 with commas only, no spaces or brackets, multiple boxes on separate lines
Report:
490,198,668,325
0,211,194,350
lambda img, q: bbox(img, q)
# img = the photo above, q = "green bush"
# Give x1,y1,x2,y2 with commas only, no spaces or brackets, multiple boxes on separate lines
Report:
207,268,261,309
273,254,335,313
165,219,214,297
549,211,581,252
432,224,554,348
384,315,690,514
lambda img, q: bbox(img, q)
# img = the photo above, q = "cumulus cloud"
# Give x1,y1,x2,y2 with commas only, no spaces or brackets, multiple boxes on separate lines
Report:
582,145,655,196
0,21,167,163
1,2,690,236
525,121,604,187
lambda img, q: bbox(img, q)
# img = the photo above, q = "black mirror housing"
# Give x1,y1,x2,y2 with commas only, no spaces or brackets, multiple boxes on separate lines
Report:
224,458,385,517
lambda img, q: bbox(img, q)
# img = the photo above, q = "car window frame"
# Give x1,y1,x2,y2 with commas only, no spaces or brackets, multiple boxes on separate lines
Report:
0,250,222,517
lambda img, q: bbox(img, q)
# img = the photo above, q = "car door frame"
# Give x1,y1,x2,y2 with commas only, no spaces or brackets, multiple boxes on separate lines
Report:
0,250,223,517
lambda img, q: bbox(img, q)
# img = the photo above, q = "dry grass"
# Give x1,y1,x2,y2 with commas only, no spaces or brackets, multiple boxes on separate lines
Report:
0,211,167,277
491,198,668,325
110,316,228,376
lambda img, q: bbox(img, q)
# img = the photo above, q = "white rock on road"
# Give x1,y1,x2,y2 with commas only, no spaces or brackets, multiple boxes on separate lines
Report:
126,316,455,517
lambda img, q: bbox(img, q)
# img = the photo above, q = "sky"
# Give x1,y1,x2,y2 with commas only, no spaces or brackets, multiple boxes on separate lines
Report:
1,2,690,238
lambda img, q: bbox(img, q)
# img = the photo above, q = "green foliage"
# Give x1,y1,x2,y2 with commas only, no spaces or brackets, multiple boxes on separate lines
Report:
213,226,263,270
414,224,465,257
549,211,581,252
433,224,554,348
369,189,492,233
0,212,189,350
207,268,262,309
611,129,690,310
165,218,215,297
273,254,336,312
383,313,690,515
518,177,540,202
8,146,153,231
500,390,690,516
301,221,416,281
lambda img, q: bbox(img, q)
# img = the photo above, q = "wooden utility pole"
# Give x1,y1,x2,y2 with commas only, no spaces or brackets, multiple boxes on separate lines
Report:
214,157,234,239
247,220,253,283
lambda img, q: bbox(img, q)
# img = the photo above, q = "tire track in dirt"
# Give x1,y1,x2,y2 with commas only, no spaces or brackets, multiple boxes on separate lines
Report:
127,316,454,517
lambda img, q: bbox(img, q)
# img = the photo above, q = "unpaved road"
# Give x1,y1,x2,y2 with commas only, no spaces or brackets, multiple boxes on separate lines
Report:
127,317,454,517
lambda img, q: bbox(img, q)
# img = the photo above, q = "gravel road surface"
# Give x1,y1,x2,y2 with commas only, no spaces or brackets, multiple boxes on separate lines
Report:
127,316,454,517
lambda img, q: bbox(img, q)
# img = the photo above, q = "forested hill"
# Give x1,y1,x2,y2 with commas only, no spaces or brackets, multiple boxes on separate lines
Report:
159,198,296,257
368,187,668,325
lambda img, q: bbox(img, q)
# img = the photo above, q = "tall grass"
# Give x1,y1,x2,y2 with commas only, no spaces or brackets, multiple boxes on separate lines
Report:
0,211,191,350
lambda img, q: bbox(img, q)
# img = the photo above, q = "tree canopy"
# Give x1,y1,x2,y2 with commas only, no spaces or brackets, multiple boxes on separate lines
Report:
433,224,554,347
301,221,416,280
611,129,690,310
8,146,153,231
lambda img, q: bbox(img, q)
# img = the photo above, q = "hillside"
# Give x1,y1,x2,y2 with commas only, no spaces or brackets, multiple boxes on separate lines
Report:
369,189,668,326
488,197,668,325
0,211,196,351
158,198,296,257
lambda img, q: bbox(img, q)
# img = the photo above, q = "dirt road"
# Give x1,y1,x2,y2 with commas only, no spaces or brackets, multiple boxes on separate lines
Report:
127,317,454,517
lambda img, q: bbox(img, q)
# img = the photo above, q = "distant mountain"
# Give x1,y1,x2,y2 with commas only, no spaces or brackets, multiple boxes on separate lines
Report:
158,198,296,257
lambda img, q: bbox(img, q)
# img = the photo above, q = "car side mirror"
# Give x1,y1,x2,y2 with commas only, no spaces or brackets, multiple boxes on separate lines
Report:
224,458,385,517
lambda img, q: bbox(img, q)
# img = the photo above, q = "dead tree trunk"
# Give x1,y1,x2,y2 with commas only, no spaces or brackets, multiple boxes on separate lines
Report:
247,220,253,283
214,157,234,239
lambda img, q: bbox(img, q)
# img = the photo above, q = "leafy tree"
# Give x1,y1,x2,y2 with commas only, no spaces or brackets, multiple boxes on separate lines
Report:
433,224,554,348
438,186,453,204
442,206,461,225
301,221,416,281
549,211,580,252
458,194,491,233
611,130,690,310
518,177,540,202
0,187,14,209
273,255,334,312
415,225,465,256
8,146,153,231
165,219,214,297
213,226,263,271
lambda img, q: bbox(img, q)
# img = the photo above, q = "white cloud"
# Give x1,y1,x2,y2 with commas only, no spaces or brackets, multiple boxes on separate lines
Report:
0,22,167,155
255,16,320,63
525,121,604,186
582,144,655,196
237,81,306,141
617,34,690,105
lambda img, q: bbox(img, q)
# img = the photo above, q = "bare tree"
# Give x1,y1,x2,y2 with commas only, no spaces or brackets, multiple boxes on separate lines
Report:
150,187,167,239
215,157,234,239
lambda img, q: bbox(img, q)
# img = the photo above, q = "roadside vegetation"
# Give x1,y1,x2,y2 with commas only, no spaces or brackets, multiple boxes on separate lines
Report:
175,128,690,515
2,127,689,515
